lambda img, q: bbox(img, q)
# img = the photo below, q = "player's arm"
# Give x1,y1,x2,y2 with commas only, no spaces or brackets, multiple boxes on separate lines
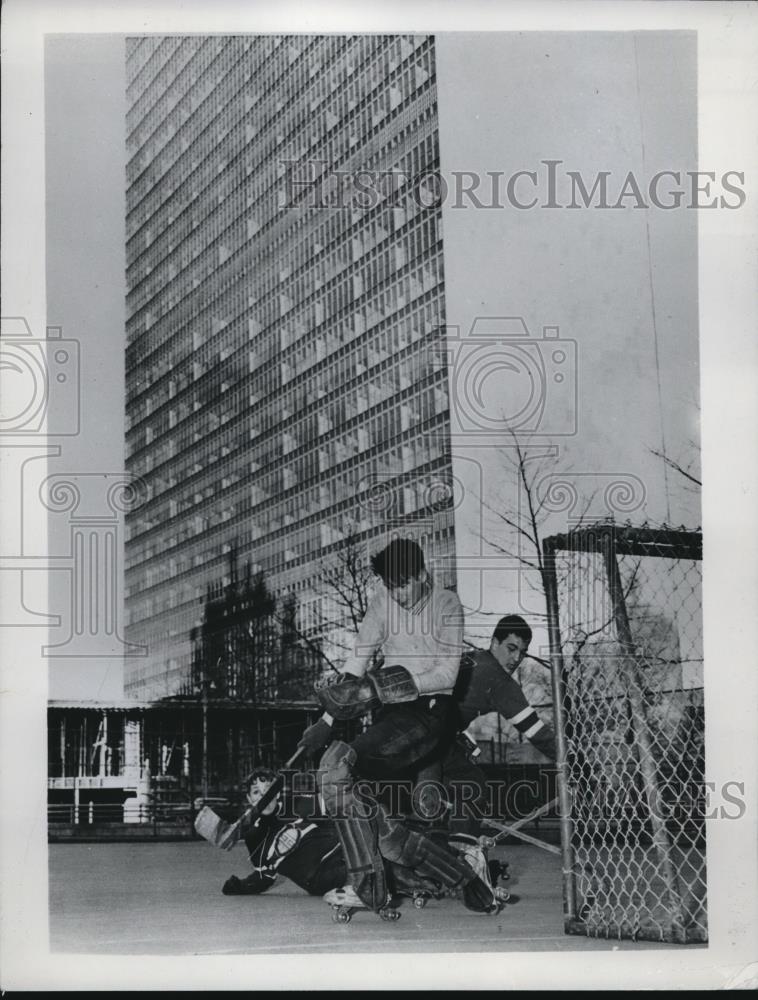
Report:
416,589,465,694
299,595,386,750
338,592,386,678
492,672,557,759
223,866,278,895
222,819,278,895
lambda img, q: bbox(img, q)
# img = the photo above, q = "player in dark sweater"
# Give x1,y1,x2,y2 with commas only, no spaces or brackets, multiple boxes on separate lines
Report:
416,615,556,841
456,619,556,761
222,768,346,897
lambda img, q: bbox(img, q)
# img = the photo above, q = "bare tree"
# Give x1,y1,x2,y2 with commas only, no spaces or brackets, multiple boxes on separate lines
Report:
251,533,374,679
317,531,372,635
649,447,701,489
649,399,702,492
479,429,597,629
271,595,338,674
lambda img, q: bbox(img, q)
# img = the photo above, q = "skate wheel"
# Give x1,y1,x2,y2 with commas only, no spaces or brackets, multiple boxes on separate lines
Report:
333,908,351,924
413,896,428,910
380,908,401,922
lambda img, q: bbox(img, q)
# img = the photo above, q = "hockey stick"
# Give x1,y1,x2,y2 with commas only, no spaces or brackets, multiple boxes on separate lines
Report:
482,796,561,855
194,745,308,851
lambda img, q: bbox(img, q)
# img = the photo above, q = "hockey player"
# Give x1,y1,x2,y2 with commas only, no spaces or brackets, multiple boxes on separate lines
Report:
299,538,464,777
417,614,557,850
221,768,506,913
221,768,346,897
457,615,556,759
295,539,502,914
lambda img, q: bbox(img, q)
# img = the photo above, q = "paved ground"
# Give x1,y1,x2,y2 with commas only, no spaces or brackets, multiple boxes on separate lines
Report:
49,839,666,955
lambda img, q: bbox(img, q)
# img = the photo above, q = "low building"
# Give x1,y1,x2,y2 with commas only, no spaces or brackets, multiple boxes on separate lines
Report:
47,697,321,834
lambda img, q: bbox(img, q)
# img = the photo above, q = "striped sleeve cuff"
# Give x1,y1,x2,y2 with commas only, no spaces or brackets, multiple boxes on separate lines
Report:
508,705,545,739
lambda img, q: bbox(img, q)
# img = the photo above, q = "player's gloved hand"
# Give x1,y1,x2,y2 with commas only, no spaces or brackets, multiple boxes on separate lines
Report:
297,716,333,753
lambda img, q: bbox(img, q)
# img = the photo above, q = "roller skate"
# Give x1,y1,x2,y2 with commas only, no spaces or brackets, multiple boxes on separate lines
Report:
324,885,402,924
388,865,446,911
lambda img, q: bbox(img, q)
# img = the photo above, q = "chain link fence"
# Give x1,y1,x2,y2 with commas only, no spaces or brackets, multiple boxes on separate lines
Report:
543,523,705,943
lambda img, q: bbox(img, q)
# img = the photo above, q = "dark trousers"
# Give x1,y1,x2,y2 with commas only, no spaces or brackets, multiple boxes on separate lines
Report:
303,852,348,896
349,695,457,780
415,741,490,837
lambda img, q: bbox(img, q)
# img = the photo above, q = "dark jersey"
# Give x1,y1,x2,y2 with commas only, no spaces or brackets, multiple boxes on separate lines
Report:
454,649,556,759
242,812,344,896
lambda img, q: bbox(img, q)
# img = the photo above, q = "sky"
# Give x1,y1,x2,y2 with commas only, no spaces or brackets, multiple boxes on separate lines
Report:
45,34,127,699
435,31,700,663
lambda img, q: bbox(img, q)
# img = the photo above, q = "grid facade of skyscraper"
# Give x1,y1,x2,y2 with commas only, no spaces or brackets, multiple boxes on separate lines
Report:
124,35,456,699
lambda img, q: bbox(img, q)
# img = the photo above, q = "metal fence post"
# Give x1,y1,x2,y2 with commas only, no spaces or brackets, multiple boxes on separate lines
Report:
542,542,578,923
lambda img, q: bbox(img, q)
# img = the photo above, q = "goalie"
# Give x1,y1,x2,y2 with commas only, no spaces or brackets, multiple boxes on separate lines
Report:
221,767,508,912
294,539,501,914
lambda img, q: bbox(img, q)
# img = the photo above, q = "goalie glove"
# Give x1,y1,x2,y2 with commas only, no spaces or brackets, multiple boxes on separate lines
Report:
314,671,380,720
368,663,419,705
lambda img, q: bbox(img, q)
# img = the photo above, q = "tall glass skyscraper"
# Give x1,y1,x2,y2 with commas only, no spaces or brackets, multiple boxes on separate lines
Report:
124,35,456,698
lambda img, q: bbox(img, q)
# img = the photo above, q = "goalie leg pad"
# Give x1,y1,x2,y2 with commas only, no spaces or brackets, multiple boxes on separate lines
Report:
332,816,390,912
318,741,390,911
449,834,500,914
449,834,489,882
375,812,473,891
317,740,356,817
368,663,420,705
387,863,444,898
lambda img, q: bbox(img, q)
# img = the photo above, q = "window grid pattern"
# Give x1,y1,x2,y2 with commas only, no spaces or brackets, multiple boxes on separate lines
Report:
124,35,455,699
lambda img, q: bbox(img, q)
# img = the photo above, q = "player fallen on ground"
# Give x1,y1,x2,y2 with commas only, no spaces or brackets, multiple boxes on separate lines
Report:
221,767,508,912
417,614,557,851
295,539,501,914
221,768,345,897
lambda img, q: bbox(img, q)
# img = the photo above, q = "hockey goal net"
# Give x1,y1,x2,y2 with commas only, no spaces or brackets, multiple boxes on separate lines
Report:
543,523,706,944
